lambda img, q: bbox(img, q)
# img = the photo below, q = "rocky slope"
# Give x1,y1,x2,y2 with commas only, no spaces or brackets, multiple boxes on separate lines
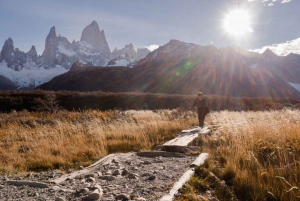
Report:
0,21,152,89
38,40,300,98
0,75,17,90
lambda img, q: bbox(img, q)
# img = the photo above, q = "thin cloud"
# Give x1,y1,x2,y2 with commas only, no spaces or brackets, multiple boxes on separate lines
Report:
248,0,292,3
281,0,292,3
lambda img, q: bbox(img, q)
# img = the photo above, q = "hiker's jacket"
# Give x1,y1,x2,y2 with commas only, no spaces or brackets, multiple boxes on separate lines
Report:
195,98,209,116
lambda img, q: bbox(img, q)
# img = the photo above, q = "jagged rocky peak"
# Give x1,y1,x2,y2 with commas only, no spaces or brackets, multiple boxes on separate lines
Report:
27,45,38,61
112,43,137,59
261,48,278,60
136,48,151,61
1,38,15,60
47,26,57,40
80,20,111,53
0,38,27,71
42,26,59,66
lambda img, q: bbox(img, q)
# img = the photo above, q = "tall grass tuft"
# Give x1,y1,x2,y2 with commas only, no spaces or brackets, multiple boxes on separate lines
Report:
0,109,197,173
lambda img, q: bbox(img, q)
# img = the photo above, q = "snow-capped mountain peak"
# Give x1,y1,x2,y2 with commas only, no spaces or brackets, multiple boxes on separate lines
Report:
0,20,153,89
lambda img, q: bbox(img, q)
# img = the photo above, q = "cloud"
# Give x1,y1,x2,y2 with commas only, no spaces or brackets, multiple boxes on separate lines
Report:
146,45,160,52
247,0,292,3
250,37,300,56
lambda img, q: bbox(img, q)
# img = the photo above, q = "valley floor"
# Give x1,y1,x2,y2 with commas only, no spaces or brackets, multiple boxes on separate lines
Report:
0,109,299,200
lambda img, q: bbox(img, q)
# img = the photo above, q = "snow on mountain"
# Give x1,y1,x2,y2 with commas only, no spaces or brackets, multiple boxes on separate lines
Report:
107,53,137,68
0,20,152,89
251,38,300,56
0,62,67,89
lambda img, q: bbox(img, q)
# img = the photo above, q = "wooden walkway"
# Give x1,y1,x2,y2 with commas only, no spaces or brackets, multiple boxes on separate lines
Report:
51,126,211,201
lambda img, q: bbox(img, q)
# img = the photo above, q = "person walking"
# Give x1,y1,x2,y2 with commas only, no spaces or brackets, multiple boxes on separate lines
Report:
195,92,209,128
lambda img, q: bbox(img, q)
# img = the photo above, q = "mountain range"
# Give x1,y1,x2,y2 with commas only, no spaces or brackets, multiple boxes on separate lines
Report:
0,21,150,89
38,39,300,99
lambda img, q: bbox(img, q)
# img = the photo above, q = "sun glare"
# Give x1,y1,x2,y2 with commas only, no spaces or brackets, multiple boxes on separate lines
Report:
224,10,253,36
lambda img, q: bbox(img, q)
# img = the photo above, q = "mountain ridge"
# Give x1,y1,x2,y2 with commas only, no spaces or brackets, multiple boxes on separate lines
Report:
0,21,152,89
38,40,300,99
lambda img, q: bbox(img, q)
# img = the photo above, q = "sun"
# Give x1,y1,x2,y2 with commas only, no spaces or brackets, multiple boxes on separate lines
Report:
224,10,253,36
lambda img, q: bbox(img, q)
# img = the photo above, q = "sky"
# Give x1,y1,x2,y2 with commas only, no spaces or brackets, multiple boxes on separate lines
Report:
0,0,299,55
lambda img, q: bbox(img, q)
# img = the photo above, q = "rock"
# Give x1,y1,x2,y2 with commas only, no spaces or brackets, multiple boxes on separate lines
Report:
92,184,103,192
111,159,119,164
79,188,89,195
115,193,130,201
121,169,129,176
136,197,147,201
99,175,116,181
0,185,4,189
131,166,139,170
80,21,110,53
55,197,65,201
85,173,97,178
49,171,56,178
105,171,112,175
143,161,152,165
67,169,73,174
79,166,84,170
147,175,156,181
128,173,139,179
141,173,150,177
86,189,102,200
51,186,61,191
86,177,96,182
112,169,121,176
96,172,102,176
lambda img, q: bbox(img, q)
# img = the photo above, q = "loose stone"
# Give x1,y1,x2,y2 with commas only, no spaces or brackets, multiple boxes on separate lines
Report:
147,175,156,180
112,169,121,176
115,193,130,201
99,175,116,181
79,188,89,195
121,169,129,176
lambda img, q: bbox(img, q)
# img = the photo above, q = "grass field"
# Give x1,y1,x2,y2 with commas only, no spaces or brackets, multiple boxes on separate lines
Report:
178,108,300,201
1,108,299,200
0,109,197,173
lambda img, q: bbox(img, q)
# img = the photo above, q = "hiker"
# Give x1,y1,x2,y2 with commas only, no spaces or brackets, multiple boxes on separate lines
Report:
194,92,209,128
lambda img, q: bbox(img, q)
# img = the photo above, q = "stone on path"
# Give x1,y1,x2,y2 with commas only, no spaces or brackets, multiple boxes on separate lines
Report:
115,193,130,200
86,189,102,200
99,175,116,181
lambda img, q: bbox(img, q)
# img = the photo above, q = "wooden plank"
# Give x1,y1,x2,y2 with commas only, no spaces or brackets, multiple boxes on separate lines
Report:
181,127,202,133
154,145,200,153
164,127,210,146
190,153,209,167
159,153,209,201
163,132,200,146
7,180,49,188
52,153,118,184
136,151,186,158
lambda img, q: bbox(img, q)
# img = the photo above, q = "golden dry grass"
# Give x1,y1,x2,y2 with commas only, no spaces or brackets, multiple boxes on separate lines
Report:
0,109,197,173
180,108,300,201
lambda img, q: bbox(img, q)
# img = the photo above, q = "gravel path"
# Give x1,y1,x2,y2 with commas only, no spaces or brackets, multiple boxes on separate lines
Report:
0,152,197,201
